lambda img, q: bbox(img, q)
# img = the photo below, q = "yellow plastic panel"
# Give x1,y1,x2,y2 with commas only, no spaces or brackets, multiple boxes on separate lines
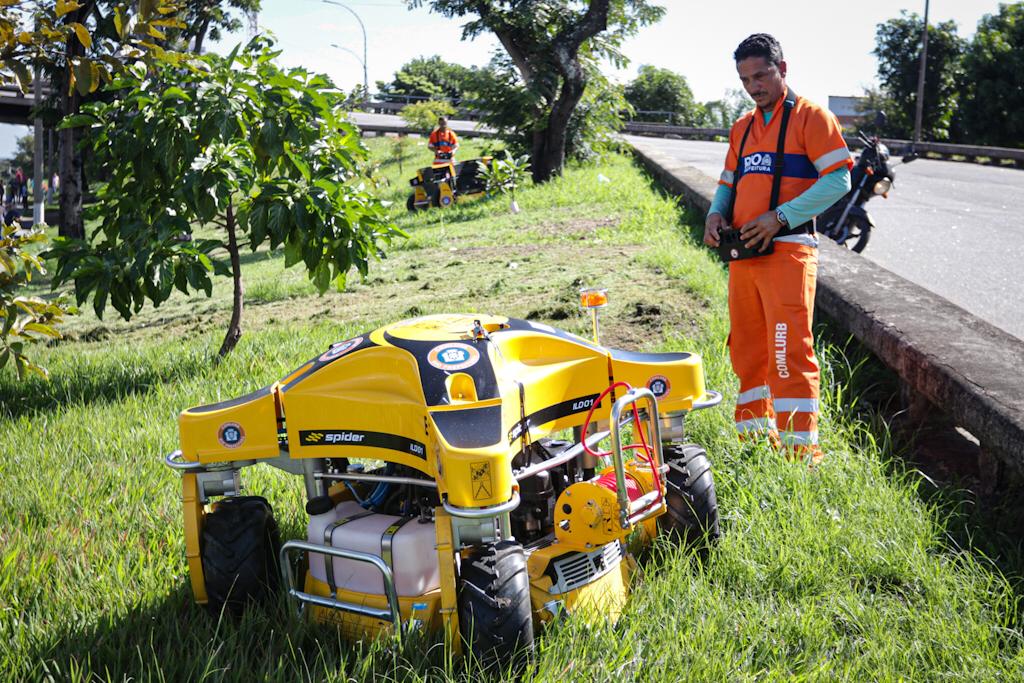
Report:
282,346,432,475
178,385,280,464
609,350,708,413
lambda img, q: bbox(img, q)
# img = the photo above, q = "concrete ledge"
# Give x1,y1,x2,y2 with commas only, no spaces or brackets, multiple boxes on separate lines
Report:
631,142,1024,472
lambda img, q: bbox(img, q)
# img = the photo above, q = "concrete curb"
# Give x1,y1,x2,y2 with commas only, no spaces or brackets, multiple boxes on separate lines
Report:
630,142,1024,474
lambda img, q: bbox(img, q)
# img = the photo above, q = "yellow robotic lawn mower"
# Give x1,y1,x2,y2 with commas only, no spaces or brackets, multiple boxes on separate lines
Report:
165,292,722,665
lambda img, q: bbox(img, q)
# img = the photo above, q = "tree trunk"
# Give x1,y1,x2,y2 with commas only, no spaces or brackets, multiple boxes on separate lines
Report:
531,71,587,183
57,2,94,240
193,16,212,54
218,203,244,359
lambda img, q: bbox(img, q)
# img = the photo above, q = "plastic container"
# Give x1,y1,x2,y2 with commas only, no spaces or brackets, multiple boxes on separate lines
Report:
307,500,440,597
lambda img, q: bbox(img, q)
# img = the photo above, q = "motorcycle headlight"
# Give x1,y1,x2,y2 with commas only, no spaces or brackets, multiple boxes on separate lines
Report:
873,177,892,195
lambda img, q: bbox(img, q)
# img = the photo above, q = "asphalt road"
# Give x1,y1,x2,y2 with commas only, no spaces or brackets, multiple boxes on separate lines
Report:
625,135,1024,340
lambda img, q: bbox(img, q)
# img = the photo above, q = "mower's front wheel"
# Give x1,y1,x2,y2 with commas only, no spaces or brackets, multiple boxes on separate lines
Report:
458,540,534,671
201,495,281,617
659,444,720,544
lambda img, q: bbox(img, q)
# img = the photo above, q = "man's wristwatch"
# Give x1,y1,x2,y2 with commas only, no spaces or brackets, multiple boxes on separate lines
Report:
775,207,789,227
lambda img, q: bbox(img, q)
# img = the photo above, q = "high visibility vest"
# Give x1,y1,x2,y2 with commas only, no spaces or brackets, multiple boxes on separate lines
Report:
429,128,458,151
719,88,851,230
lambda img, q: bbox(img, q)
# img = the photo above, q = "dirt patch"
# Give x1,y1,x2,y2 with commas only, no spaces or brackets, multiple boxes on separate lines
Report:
529,216,618,240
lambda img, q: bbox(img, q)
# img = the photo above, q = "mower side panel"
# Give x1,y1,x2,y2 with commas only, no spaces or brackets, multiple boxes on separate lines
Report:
178,385,280,464
609,350,708,414
281,346,433,476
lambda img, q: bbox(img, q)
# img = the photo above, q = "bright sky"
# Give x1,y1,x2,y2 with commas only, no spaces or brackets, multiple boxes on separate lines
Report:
0,0,1004,158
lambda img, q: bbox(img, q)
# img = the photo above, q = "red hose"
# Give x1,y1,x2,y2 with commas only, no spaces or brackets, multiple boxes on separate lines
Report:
581,382,662,502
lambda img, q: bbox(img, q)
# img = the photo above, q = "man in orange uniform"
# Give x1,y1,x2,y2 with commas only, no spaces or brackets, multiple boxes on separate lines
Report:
704,34,852,464
428,116,459,163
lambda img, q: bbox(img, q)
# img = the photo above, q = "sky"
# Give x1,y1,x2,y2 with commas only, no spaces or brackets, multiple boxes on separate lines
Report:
0,0,1005,158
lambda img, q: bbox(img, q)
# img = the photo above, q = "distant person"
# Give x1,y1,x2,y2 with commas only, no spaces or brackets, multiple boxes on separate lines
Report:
428,116,459,164
703,33,852,466
3,200,20,228
14,167,26,209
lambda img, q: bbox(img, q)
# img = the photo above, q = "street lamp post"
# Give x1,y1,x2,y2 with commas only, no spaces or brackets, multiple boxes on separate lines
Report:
322,0,368,103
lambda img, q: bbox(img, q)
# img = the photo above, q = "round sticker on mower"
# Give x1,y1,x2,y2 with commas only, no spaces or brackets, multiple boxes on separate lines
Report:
318,336,363,363
646,375,671,399
218,422,245,449
440,195,453,206
427,342,480,371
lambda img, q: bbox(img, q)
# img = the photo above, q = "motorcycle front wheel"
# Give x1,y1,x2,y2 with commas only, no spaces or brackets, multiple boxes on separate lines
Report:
844,216,871,253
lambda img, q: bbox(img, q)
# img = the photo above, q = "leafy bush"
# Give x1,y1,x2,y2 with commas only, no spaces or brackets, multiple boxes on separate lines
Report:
480,151,531,213
399,100,457,134
1,226,73,379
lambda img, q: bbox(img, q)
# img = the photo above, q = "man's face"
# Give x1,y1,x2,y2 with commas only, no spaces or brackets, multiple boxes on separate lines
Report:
438,119,448,131
737,56,787,110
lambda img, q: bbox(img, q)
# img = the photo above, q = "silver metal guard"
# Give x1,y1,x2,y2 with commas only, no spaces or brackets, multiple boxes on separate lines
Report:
164,450,209,472
442,489,521,518
691,390,723,411
610,388,665,529
279,539,402,632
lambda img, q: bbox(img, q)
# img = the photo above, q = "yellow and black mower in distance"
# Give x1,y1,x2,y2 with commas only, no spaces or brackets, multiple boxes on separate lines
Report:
407,153,493,211
165,309,723,668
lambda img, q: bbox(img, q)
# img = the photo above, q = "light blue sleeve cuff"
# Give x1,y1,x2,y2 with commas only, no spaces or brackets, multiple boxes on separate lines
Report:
708,183,734,219
777,166,851,227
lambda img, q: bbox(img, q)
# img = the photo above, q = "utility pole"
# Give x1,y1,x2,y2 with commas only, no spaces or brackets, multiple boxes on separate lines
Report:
322,0,368,105
913,0,930,145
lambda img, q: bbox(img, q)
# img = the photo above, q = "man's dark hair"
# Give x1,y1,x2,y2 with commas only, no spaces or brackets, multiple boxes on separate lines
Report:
734,33,784,66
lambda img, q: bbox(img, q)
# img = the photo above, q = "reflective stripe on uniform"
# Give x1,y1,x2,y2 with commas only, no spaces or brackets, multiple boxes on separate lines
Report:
736,417,778,433
737,384,771,404
774,398,819,413
813,147,850,173
780,430,818,446
720,169,735,185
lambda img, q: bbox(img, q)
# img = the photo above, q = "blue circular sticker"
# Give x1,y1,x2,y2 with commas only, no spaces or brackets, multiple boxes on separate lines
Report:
427,342,480,371
647,375,671,399
319,336,363,363
218,422,245,448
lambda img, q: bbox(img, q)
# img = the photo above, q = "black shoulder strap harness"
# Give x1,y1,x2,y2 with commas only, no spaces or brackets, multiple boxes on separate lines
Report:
726,88,813,237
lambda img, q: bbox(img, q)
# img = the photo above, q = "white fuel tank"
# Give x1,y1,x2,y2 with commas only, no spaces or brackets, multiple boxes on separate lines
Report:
307,500,440,597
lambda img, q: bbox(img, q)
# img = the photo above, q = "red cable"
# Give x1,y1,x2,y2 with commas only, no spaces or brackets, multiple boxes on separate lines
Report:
580,382,662,505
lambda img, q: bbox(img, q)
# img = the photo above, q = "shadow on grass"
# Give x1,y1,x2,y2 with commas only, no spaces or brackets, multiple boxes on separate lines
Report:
21,580,456,683
0,347,212,421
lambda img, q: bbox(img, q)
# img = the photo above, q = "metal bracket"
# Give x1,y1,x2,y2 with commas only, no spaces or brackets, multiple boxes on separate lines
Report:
609,388,665,529
279,539,402,633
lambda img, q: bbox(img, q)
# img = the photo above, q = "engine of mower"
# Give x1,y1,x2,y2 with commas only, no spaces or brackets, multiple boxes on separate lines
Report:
166,312,721,663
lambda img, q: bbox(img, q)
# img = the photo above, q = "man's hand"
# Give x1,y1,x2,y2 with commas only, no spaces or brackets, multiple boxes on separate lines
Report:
739,210,783,252
704,212,727,247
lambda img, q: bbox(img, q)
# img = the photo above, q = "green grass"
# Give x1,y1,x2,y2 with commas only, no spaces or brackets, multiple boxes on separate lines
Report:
2,138,1022,681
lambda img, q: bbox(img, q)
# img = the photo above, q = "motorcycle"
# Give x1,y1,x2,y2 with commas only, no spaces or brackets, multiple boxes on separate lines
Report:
818,114,916,253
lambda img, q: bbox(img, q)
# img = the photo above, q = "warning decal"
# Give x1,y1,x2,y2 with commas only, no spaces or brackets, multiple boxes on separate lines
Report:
471,461,493,500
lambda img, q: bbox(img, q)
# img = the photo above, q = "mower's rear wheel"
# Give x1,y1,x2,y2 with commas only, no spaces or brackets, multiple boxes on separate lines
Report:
659,444,720,544
458,540,534,672
201,495,281,617
406,194,416,212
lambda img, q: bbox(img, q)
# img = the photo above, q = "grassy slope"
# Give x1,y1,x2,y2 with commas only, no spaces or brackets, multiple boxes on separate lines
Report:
1,138,1021,681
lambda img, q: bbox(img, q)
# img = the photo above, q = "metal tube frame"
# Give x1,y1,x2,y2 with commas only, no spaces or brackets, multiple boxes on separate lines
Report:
279,539,402,631
442,490,521,519
691,390,724,411
513,429,611,481
609,388,664,529
315,472,438,488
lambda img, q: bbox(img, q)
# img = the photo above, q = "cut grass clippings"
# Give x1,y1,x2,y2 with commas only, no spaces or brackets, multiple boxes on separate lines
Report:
0,138,1022,681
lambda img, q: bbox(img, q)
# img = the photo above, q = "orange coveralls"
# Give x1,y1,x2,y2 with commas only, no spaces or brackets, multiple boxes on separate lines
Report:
428,128,458,161
718,88,852,457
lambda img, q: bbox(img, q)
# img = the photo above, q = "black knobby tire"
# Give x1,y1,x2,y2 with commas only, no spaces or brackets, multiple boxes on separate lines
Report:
848,216,872,253
406,194,416,212
658,444,720,544
201,495,281,616
458,540,534,671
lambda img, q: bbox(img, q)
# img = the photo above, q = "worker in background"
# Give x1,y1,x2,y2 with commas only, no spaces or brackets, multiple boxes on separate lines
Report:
703,33,852,465
428,116,459,164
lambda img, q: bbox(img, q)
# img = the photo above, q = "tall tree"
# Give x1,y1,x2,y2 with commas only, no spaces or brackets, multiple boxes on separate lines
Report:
409,0,664,182
957,2,1024,148
624,64,703,125
376,55,477,101
872,11,965,141
178,0,260,53
51,40,401,359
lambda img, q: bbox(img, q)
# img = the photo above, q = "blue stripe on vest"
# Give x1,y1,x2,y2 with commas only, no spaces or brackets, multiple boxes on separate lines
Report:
739,152,818,180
